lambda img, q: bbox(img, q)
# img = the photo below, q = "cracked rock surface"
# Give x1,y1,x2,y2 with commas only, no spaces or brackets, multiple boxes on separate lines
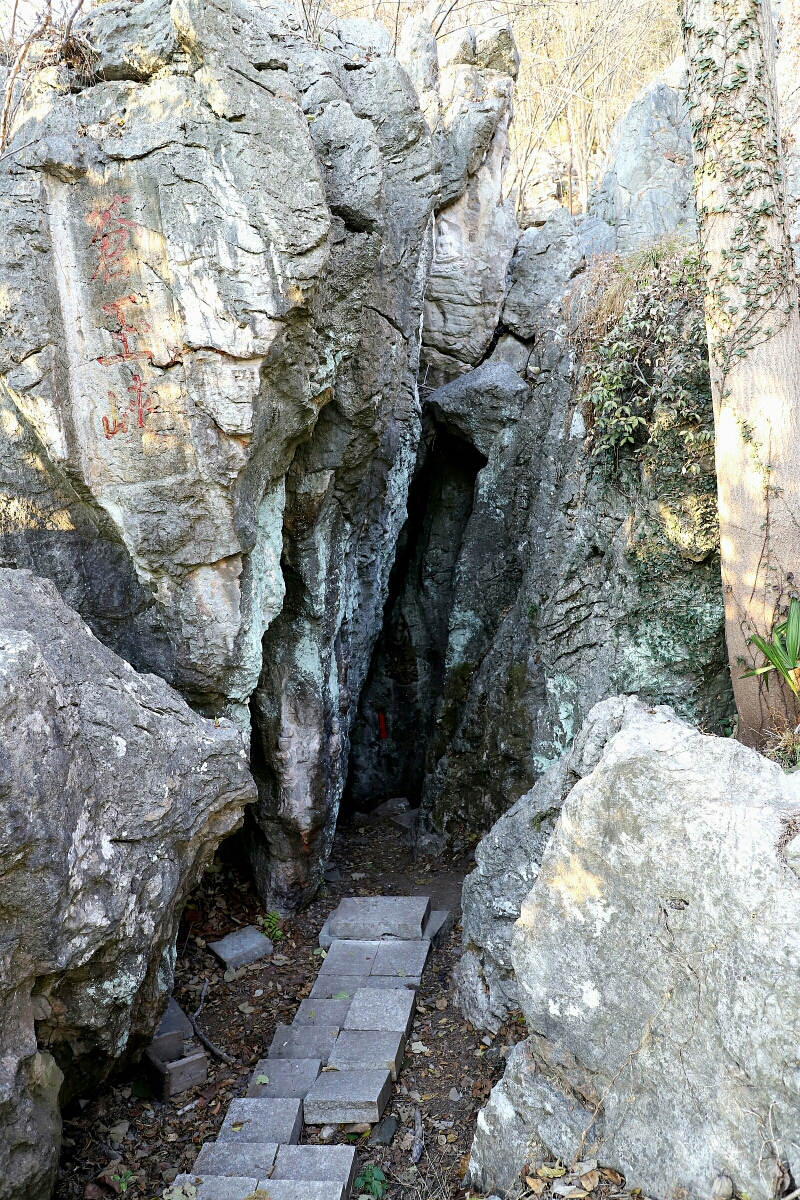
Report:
0,569,254,1200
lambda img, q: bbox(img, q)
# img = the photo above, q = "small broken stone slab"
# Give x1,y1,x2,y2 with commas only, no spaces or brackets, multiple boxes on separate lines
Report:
268,1023,338,1065
172,1175,258,1200
318,915,333,950
193,1141,277,1177
318,940,381,975
369,1113,399,1146
328,1029,404,1080
157,996,194,1039
246,1058,321,1099
218,1097,302,1145
344,987,414,1036
304,1068,392,1125
292,999,351,1029
327,896,431,941
309,974,369,1000
422,909,454,948
272,1144,356,1189
208,925,273,970
371,939,430,979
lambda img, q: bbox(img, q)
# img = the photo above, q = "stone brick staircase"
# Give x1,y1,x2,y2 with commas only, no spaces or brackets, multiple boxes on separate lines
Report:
172,895,451,1199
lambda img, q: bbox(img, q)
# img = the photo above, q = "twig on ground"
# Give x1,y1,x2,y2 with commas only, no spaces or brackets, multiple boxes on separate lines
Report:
190,980,235,1064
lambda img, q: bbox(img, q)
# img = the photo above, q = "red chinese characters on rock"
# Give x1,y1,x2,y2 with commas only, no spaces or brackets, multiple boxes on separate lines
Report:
101,374,155,440
85,194,138,284
86,194,164,442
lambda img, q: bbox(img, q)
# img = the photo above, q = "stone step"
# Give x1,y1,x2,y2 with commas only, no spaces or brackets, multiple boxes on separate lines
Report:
318,940,382,975
319,937,430,981
309,972,420,998
246,1057,321,1099
344,986,414,1036
291,998,352,1029
328,1029,404,1079
218,1097,302,1145
172,1175,259,1200
193,1140,277,1177
174,1175,343,1200
327,895,431,940
304,1067,392,1125
272,1143,356,1191
268,1023,338,1065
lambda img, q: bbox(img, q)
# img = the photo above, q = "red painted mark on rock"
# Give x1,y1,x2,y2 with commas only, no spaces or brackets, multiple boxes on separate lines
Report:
97,294,153,366
378,711,388,740
85,194,139,283
102,374,155,439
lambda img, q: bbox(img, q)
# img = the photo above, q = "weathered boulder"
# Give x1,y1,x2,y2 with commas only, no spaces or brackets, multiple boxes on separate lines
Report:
590,58,695,252
468,701,800,1199
0,0,439,905
454,696,636,1031
0,569,254,1200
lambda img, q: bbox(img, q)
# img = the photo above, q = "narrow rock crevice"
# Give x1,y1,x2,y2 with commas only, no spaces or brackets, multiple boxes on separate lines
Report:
344,418,486,813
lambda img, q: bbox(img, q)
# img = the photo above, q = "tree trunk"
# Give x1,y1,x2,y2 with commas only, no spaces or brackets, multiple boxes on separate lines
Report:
683,0,800,743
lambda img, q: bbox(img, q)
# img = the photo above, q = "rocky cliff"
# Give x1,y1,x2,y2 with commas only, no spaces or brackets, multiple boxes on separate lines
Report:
1,0,727,910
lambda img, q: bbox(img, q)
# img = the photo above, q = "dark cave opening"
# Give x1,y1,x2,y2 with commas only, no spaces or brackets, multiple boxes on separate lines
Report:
343,421,487,814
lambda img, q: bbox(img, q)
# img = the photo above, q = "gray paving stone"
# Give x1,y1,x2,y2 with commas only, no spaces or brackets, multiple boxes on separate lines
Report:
364,975,421,990
218,1097,302,1145
272,1144,356,1189
318,939,381,975
246,1058,321,1099
157,996,193,1039
371,939,430,980
172,1175,257,1200
193,1140,277,1177
268,1023,338,1065
422,908,454,948
327,896,431,940
182,1181,341,1200
308,974,368,1000
328,1029,404,1079
303,1068,392,1125
292,999,351,1029
259,1183,345,1200
208,925,273,970
344,987,415,1036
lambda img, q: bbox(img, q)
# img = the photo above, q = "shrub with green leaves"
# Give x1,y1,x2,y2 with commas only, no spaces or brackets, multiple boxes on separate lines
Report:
742,597,800,696
353,1163,387,1197
578,240,713,475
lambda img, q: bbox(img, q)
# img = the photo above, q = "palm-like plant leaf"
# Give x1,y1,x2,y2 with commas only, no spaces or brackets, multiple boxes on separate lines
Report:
786,598,800,666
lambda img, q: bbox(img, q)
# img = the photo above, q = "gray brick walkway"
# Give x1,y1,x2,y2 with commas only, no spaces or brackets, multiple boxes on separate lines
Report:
176,894,449,1197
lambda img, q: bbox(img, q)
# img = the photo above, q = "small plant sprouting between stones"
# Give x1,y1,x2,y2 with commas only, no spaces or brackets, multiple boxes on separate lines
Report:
257,910,284,940
112,1170,134,1193
742,597,800,696
354,1163,387,1197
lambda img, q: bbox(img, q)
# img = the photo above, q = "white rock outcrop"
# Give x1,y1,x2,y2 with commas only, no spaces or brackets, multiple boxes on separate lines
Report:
468,700,800,1199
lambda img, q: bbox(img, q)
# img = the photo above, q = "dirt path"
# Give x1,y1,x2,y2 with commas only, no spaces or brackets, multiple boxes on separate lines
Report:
56,814,523,1200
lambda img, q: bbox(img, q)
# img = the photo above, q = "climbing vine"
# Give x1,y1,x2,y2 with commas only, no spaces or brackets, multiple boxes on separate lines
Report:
682,0,796,391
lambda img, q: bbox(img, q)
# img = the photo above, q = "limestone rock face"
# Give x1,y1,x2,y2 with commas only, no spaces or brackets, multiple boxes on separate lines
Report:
454,697,636,1031
0,569,254,1200
590,58,695,252
400,15,519,385
469,701,800,1199
0,0,439,904
405,212,730,836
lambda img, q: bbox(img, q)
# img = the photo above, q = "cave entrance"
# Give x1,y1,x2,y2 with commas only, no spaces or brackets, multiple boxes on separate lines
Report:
343,421,486,814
